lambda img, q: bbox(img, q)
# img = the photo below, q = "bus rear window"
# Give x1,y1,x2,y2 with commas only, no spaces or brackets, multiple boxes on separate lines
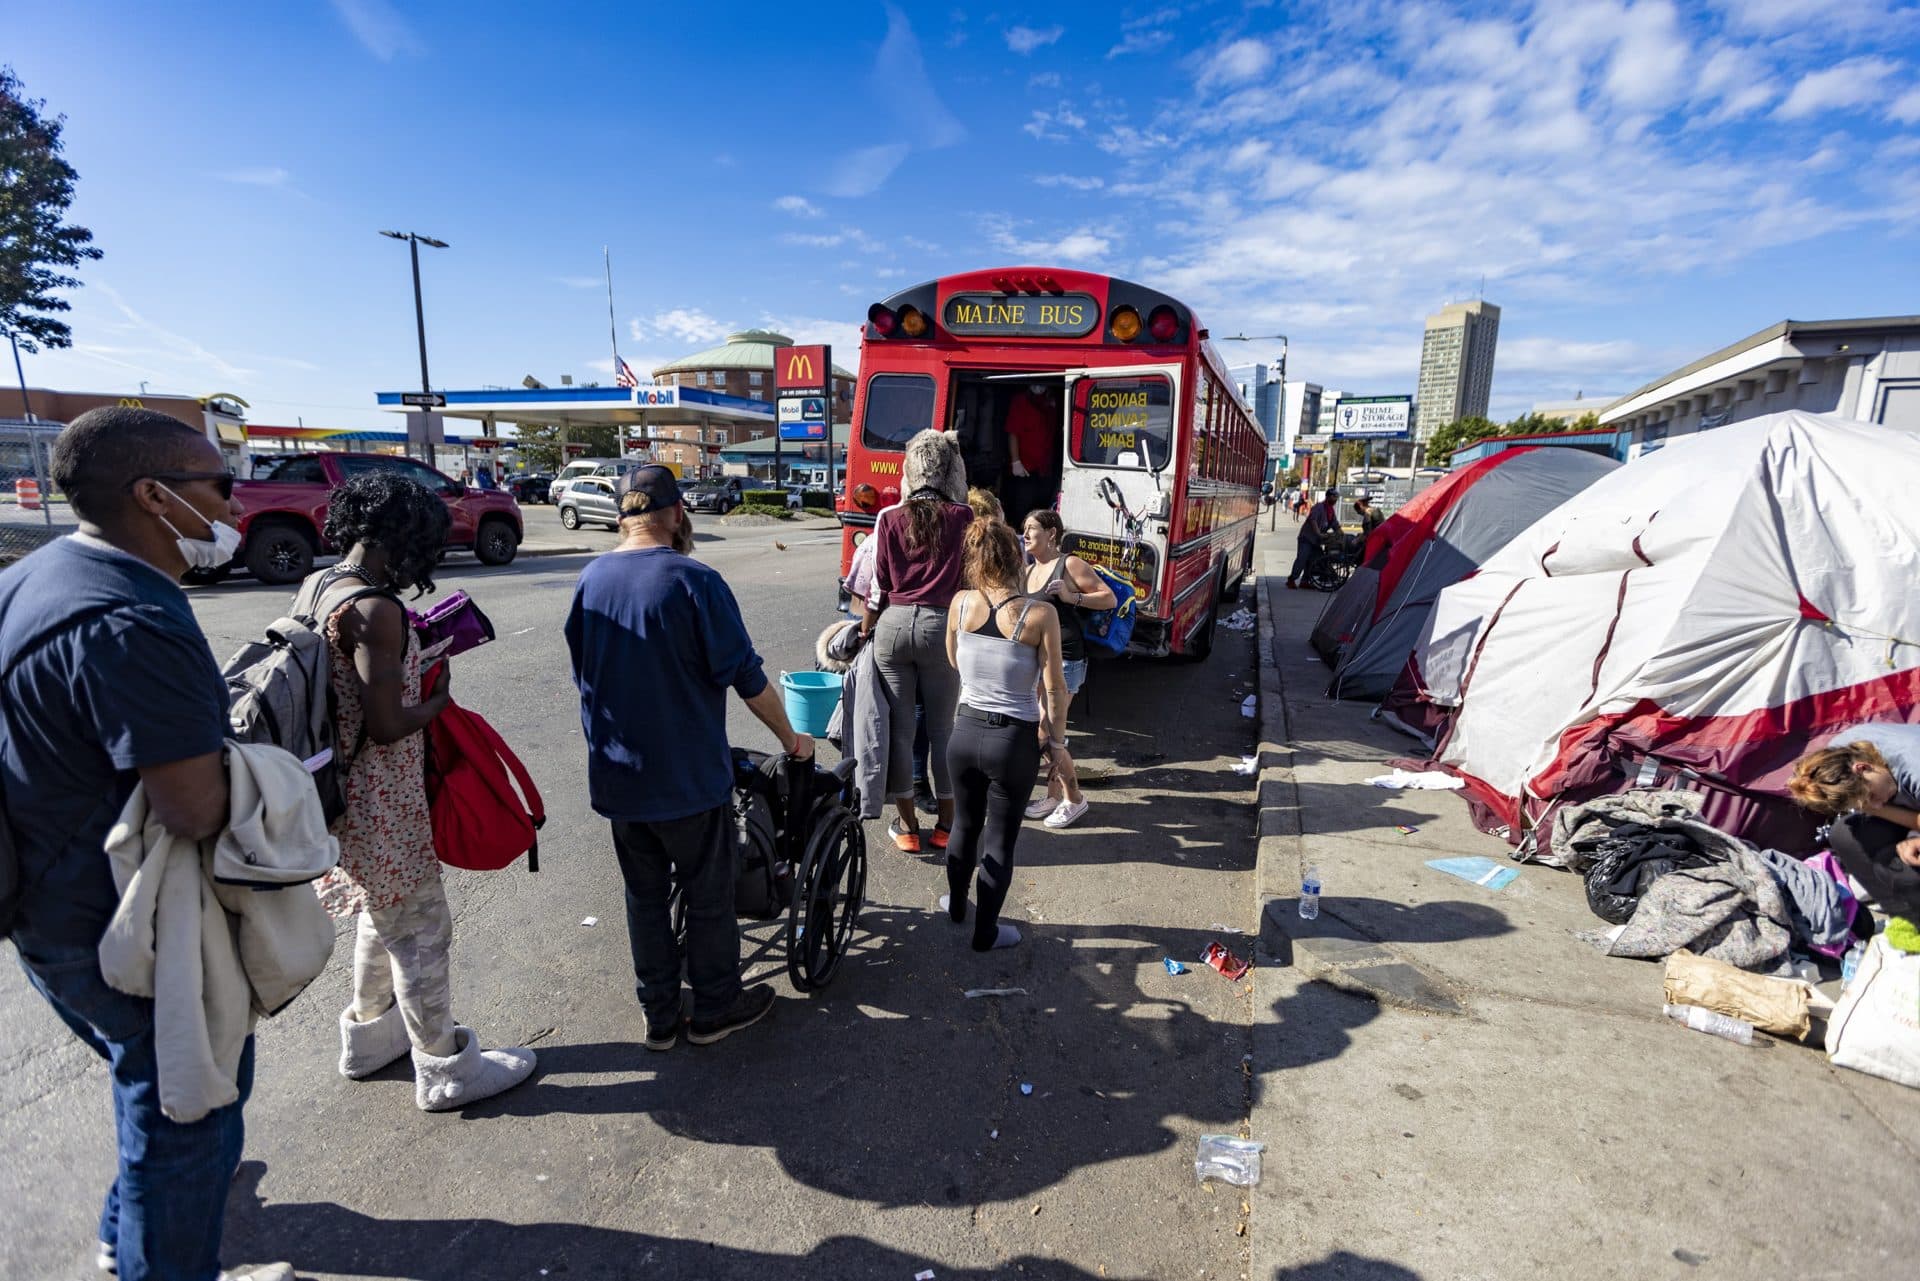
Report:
1072,375,1173,468
861,373,936,449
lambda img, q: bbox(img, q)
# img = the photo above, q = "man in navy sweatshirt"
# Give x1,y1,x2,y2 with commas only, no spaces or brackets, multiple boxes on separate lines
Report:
565,465,812,1050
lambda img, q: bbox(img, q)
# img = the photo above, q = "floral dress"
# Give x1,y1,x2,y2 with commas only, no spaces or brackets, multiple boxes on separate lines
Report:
315,599,439,920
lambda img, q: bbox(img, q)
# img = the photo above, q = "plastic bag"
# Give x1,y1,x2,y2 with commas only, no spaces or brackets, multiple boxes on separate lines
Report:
1582,827,1720,924
1826,935,1920,1089
1663,948,1812,1040
1194,1135,1265,1187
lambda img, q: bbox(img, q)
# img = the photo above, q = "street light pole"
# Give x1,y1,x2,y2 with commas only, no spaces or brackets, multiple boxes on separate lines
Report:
380,230,449,461
8,331,32,420
1219,332,1289,486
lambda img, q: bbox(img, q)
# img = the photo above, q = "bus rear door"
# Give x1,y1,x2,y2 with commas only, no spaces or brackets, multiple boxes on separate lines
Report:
1056,364,1182,657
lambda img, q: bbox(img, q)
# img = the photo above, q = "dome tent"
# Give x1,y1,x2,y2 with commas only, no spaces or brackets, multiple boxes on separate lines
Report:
1309,447,1619,701
1381,412,1920,858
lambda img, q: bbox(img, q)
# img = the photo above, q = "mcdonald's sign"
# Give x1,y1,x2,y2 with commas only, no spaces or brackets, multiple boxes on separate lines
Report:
774,343,830,396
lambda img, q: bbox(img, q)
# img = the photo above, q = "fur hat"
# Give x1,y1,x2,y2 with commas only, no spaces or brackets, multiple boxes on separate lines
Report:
903,429,967,505
815,620,862,674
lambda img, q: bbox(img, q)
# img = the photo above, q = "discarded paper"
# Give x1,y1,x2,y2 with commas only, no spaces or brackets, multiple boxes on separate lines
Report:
1240,695,1257,717
579,916,599,927
1164,957,1188,975
1232,755,1259,776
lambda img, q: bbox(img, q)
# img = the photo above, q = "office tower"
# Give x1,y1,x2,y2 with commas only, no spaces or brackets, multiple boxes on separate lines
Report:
1415,301,1500,440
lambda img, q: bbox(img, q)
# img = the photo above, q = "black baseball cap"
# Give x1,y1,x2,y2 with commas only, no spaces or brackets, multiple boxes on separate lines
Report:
616,464,683,517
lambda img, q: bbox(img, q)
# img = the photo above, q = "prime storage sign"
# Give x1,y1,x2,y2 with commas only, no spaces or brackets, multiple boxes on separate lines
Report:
1332,395,1412,439
943,292,1100,338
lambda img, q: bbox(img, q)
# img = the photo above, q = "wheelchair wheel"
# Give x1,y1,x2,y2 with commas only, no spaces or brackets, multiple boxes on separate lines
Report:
785,807,868,991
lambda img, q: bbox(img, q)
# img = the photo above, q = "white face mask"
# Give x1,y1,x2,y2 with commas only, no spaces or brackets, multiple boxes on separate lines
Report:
157,483,242,570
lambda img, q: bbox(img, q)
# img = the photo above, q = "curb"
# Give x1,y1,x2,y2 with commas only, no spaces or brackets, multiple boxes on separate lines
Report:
516,544,597,558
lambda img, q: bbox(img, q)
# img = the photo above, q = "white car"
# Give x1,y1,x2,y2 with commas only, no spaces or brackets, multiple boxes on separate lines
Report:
548,457,618,504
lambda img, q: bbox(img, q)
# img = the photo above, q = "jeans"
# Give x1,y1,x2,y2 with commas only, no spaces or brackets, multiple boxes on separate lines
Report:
911,697,930,787
874,606,961,801
1289,537,1320,582
15,933,254,1281
946,707,1043,950
611,806,742,1025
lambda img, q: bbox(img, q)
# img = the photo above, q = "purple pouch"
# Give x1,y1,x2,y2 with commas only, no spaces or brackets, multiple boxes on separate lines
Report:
415,591,496,658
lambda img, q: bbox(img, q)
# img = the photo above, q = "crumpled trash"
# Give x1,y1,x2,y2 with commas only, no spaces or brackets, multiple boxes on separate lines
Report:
964,987,1028,998
579,916,599,927
1220,609,1257,632
1163,957,1188,975
1019,1082,1034,1096
1232,755,1259,776
1365,769,1464,790
1240,695,1257,718
1201,941,1251,980
1194,1134,1265,1187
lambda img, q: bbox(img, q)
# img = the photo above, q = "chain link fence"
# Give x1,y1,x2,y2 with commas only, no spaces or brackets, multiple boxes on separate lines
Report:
0,421,71,565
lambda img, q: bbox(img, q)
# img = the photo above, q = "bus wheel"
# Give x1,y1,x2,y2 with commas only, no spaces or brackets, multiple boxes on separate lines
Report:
1182,568,1225,663
1220,540,1253,602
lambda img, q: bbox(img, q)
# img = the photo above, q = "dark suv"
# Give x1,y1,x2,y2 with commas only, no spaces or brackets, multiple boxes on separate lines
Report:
684,478,745,514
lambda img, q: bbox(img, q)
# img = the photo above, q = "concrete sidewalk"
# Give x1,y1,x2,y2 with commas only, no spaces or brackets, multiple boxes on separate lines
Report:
1244,528,1919,1281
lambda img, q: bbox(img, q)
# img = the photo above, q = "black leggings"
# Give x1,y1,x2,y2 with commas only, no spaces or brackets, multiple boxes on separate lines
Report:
945,708,1043,950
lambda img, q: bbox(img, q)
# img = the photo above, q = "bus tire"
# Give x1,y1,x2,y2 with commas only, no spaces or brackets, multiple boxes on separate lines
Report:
1220,542,1252,602
1181,568,1225,663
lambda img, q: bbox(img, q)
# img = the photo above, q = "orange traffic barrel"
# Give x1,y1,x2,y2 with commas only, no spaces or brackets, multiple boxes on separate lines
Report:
14,478,41,511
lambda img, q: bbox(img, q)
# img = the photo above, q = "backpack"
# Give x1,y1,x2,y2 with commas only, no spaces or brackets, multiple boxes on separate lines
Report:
221,569,398,826
0,783,18,939
424,684,545,872
1078,563,1137,657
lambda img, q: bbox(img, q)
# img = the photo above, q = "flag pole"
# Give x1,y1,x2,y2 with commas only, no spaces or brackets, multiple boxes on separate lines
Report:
604,246,620,366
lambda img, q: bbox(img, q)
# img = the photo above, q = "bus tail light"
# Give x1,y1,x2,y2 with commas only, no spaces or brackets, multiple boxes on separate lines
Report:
898,305,929,338
852,483,881,512
1109,306,1142,342
1148,305,1179,342
867,304,897,336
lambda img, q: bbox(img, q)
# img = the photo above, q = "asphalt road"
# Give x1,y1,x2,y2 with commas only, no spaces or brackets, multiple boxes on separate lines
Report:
0,518,1262,1281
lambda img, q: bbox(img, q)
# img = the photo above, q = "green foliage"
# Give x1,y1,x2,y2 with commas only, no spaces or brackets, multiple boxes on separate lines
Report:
512,421,623,472
1422,416,1500,467
731,502,795,519
800,490,833,510
0,69,102,352
744,489,787,506
1281,468,1303,488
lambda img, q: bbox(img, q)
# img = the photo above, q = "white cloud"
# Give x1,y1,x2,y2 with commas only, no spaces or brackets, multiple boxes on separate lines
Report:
1202,38,1273,86
92,282,253,383
1109,29,1174,57
1023,102,1089,140
878,5,965,147
1889,87,1920,124
631,309,730,346
1029,71,1062,89
1775,56,1900,119
1033,173,1106,190
824,143,912,197
781,232,845,248
774,195,824,218
217,166,293,188
328,0,423,61
1006,24,1065,55
988,217,1112,262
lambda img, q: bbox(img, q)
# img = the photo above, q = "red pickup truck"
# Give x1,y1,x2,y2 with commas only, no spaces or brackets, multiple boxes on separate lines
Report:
224,452,524,585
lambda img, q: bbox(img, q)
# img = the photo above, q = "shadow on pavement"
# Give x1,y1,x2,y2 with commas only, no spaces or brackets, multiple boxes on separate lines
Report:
1273,1251,1424,1280
223,1162,1155,1281
448,909,1249,1208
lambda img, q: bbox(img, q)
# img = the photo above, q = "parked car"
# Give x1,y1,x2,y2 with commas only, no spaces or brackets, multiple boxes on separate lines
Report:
549,457,619,504
224,452,524,585
509,472,555,503
684,478,744,514
558,475,622,530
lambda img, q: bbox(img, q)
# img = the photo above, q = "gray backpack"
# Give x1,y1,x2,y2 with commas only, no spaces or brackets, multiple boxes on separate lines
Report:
221,568,398,824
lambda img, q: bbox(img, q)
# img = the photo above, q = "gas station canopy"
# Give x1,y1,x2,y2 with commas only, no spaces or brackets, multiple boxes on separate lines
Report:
374,384,777,433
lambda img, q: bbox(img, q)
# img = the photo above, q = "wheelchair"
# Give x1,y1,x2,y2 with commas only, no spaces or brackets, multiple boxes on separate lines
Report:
1300,532,1361,591
670,748,869,992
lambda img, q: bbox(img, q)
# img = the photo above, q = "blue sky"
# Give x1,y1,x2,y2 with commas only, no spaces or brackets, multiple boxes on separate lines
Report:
10,0,1919,428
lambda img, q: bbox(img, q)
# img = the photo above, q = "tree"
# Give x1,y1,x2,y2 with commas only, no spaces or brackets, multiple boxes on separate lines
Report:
1423,416,1499,467
0,68,101,352
511,420,622,472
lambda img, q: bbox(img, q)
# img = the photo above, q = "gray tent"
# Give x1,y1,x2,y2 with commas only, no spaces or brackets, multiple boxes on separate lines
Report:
1314,446,1620,700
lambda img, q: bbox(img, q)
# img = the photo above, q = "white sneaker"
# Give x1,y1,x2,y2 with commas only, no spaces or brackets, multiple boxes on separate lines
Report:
1044,798,1090,829
1024,796,1058,820
219,1266,295,1281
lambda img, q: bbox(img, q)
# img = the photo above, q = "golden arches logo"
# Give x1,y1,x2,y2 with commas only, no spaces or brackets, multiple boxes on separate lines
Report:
117,397,145,408
785,352,816,381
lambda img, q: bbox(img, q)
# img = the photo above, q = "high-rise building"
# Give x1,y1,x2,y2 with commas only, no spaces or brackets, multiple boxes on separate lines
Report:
1414,300,1501,440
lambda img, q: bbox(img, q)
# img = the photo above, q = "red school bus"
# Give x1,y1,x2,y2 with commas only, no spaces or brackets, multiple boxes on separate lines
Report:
838,266,1264,660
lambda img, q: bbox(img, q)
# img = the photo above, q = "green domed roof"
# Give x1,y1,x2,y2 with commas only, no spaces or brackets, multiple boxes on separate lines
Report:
652,329,854,379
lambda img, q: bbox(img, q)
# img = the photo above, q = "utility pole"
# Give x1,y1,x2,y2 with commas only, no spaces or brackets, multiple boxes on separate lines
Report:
380,230,448,462
8,332,33,420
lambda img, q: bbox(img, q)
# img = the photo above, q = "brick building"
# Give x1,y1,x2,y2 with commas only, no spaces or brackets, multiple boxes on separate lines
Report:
645,330,853,479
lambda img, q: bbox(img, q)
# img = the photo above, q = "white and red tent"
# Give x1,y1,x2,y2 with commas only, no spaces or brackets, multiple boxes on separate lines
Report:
1381,412,1920,856
1310,446,1618,700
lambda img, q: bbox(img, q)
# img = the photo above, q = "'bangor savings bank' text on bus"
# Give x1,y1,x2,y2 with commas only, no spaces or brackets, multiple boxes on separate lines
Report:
838,266,1265,660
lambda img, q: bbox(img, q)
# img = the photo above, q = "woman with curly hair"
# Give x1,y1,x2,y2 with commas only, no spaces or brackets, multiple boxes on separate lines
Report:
305,471,535,1111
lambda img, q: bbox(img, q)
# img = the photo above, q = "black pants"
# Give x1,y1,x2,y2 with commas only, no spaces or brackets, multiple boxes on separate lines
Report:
611,806,742,1025
1829,812,1920,923
1289,537,1321,583
946,707,1043,950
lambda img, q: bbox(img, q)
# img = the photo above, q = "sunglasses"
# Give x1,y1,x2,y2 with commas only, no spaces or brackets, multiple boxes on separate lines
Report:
144,471,236,500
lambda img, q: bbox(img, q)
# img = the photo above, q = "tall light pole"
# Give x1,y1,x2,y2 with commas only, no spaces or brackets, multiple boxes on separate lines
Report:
380,229,448,460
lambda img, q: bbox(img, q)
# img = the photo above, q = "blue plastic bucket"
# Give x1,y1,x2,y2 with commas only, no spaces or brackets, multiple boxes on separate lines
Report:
781,670,843,737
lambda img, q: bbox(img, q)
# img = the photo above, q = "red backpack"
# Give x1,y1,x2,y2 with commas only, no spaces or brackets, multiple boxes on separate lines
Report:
424,687,545,872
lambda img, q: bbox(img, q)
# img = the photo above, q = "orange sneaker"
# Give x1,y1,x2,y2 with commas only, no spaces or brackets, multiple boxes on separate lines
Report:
888,818,922,853
930,824,951,851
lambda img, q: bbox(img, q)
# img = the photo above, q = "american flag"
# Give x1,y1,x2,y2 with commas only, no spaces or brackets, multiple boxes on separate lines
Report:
615,355,639,389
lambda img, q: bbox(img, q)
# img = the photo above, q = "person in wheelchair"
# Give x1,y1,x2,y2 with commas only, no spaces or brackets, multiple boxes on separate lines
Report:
566,465,814,1052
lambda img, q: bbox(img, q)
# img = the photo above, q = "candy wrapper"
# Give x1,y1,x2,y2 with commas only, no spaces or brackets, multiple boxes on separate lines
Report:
1163,957,1188,975
1201,940,1250,981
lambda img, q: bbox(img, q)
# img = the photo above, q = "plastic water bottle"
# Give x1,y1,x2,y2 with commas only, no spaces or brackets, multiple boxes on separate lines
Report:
1298,865,1321,920
1841,941,1865,984
1663,1003,1755,1046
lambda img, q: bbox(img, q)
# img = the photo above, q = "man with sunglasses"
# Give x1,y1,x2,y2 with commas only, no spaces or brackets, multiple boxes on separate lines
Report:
0,408,292,1280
